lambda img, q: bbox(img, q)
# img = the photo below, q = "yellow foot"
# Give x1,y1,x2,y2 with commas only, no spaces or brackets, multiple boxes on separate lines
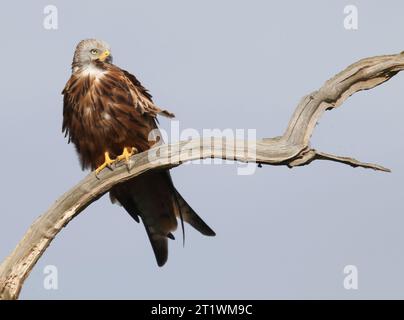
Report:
116,147,138,171
95,152,116,175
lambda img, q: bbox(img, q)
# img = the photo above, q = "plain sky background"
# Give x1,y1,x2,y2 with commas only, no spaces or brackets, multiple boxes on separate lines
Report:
1,0,404,299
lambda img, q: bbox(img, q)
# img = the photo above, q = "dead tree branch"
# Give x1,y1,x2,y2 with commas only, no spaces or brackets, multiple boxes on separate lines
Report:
1,52,404,299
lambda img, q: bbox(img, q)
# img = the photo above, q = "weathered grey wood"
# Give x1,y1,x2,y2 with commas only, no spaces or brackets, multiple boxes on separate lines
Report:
1,52,404,300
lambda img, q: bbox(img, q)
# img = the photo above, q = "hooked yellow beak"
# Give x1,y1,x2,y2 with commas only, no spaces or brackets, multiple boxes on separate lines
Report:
99,50,110,62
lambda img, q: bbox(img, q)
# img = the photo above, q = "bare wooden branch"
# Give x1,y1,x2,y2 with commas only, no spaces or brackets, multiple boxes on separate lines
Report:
1,52,404,300
288,149,392,172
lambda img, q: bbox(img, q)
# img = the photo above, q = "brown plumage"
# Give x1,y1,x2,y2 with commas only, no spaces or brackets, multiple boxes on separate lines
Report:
62,39,215,266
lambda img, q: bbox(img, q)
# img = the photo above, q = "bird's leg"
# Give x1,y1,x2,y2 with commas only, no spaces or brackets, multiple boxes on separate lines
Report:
116,147,138,171
95,151,116,176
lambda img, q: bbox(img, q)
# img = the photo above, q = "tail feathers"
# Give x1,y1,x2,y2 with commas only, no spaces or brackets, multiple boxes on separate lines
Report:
174,190,216,237
143,223,170,267
110,170,215,267
111,192,140,223
143,189,215,266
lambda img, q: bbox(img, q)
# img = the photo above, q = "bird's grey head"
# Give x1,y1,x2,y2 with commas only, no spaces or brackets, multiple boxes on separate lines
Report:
72,39,112,72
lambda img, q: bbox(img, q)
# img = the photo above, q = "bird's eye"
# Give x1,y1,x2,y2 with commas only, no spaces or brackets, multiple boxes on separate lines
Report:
90,49,98,55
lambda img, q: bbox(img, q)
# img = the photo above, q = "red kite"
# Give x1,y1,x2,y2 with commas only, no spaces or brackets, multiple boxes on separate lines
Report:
62,39,215,266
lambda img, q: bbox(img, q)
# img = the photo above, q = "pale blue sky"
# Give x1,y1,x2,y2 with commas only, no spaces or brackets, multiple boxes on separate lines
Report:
1,0,404,299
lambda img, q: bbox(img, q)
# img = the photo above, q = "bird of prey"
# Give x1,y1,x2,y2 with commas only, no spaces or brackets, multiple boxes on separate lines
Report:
62,39,215,266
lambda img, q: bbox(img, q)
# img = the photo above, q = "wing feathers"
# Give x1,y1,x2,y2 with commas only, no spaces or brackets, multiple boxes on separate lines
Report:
62,59,212,267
